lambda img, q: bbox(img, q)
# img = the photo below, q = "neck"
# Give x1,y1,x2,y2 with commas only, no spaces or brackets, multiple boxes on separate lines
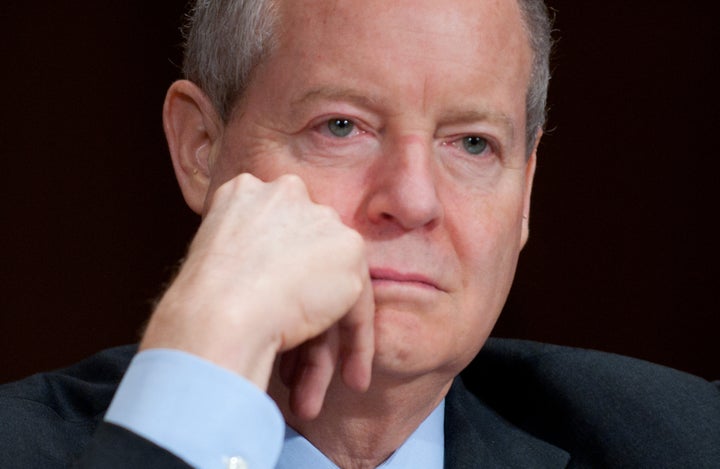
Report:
268,368,453,469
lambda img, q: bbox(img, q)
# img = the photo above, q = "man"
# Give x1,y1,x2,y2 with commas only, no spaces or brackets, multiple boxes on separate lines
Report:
1,0,718,468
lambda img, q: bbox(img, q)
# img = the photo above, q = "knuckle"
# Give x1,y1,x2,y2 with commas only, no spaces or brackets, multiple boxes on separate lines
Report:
344,229,365,253
316,204,339,221
218,173,257,196
337,230,366,268
277,173,306,191
273,174,310,201
233,172,260,191
349,274,364,297
213,179,232,199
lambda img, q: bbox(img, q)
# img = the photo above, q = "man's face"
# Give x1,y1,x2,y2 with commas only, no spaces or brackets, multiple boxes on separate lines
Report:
207,0,536,382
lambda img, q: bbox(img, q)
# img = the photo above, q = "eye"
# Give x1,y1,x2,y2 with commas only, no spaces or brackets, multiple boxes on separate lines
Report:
327,118,355,137
462,136,489,155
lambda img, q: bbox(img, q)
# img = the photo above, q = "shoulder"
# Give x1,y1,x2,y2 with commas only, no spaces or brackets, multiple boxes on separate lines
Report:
460,338,720,467
473,337,718,393
0,345,137,466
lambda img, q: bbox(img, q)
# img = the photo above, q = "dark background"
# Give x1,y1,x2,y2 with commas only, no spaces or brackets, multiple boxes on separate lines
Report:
2,2,718,383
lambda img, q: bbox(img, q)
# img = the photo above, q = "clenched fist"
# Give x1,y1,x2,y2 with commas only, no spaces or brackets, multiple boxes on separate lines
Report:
141,173,374,419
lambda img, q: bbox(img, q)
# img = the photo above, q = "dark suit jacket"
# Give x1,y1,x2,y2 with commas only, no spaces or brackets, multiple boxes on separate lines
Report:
1,339,718,468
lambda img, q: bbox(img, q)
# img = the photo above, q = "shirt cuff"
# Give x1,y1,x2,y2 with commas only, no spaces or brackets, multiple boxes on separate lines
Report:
105,348,284,469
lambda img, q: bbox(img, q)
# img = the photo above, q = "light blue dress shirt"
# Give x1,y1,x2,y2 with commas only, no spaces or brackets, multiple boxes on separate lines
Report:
277,401,444,469
107,350,444,468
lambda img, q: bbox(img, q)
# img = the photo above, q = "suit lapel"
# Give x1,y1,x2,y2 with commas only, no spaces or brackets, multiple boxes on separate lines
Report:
444,378,569,468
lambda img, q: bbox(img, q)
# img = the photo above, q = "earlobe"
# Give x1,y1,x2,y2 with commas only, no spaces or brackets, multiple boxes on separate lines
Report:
520,130,541,248
163,80,223,214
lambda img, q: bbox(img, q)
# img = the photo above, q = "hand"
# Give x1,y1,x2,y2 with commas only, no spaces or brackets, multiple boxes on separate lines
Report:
141,173,374,418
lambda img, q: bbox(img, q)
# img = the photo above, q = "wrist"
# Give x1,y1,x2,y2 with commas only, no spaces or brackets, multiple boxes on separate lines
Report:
141,284,283,391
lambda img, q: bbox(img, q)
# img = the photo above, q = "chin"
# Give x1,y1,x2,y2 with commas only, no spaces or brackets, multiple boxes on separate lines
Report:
370,306,457,381
370,303,494,383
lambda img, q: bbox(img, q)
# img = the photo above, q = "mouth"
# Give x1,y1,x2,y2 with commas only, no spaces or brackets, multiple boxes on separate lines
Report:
369,268,442,291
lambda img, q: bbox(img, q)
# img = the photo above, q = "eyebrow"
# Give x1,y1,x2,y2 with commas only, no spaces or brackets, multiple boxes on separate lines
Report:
291,87,516,143
290,87,383,111
439,109,516,143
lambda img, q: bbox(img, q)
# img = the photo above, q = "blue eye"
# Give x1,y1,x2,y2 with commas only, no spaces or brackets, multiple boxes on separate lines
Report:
327,118,355,137
462,136,488,155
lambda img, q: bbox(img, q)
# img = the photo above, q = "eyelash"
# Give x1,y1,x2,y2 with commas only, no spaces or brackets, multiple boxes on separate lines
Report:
314,117,367,139
310,116,497,158
444,135,495,158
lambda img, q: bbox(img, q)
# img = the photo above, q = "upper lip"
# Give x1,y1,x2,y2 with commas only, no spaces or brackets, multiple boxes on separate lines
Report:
369,268,442,291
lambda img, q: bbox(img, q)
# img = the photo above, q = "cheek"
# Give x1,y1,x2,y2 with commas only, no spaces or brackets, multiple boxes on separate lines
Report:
452,193,524,308
445,212,523,364
292,167,369,224
215,119,296,181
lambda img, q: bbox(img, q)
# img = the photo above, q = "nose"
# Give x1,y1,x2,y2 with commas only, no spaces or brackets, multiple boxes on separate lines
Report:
364,135,444,231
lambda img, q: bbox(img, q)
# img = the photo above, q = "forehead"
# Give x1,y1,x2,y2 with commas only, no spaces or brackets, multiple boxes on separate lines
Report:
274,0,530,66
248,0,532,142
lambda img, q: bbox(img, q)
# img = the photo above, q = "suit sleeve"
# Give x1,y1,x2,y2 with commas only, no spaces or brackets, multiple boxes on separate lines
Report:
75,422,194,468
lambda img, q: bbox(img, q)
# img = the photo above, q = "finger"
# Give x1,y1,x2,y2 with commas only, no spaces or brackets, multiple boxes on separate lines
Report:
289,331,338,420
338,271,375,392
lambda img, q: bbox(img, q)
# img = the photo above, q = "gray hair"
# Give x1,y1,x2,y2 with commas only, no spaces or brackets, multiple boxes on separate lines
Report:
182,0,278,119
517,0,553,152
182,0,553,154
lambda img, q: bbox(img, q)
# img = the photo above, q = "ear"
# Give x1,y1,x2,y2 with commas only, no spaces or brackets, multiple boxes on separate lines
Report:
520,129,541,248
163,80,224,214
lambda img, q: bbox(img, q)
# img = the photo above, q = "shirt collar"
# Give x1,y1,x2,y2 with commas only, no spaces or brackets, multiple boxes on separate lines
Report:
276,399,445,469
